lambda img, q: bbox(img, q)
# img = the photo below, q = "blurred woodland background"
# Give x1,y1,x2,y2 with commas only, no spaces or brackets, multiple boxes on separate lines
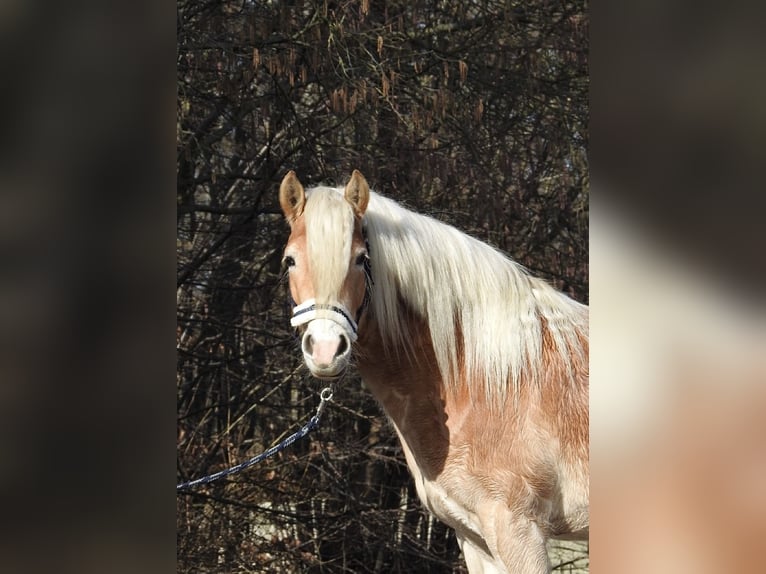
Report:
177,0,588,571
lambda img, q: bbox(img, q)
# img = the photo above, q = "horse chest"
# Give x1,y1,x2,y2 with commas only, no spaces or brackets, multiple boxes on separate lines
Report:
363,373,488,537
395,428,485,540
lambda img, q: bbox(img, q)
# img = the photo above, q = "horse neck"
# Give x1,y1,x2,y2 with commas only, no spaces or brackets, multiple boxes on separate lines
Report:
356,307,438,402
354,307,465,477
354,299,589,476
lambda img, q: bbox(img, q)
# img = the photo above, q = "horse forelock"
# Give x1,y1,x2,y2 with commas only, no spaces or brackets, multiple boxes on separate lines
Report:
303,187,355,304
363,192,588,404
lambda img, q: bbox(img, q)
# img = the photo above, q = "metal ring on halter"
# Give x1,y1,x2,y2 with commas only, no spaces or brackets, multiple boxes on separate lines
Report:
314,386,334,420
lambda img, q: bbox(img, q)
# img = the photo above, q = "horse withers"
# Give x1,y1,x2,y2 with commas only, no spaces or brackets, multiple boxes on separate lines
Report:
279,170,589,573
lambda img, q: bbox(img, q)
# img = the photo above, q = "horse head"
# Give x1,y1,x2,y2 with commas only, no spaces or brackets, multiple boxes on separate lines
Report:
279,170,371,379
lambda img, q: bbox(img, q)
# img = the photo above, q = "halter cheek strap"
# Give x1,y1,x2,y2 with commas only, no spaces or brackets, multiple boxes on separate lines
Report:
290,299,359,342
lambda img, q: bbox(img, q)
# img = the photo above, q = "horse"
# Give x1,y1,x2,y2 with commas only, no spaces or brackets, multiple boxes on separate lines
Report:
278,170,589,573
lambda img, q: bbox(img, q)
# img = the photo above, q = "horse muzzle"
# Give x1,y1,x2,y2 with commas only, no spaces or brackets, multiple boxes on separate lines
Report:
300,319,352,378
291,299,357,379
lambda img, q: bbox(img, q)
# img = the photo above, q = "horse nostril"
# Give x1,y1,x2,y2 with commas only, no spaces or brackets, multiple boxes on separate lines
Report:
335,334,349,357
302,333,314,355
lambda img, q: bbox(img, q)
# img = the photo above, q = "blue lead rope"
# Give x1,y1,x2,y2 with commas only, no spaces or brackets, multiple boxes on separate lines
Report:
177,387,334,491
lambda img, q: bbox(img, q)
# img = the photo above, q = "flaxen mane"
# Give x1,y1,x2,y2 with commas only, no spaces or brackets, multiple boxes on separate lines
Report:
302,186,588,403
303,187,356,304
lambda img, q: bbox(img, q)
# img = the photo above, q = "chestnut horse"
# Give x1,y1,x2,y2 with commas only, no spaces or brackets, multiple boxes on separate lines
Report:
279,170,588,573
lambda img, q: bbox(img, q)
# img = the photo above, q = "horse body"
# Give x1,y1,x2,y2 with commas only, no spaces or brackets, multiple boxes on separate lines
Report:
357,306,589,573
279,171,589,573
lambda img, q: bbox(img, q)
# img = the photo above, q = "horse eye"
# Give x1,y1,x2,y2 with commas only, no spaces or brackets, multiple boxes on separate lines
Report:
355,253,368,266
283,255,295,268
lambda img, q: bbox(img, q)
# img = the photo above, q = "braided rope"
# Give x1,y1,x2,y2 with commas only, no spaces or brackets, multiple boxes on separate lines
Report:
177,387,333,491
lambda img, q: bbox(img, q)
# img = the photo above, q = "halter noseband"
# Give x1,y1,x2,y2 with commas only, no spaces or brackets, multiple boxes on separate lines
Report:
291,299,359,341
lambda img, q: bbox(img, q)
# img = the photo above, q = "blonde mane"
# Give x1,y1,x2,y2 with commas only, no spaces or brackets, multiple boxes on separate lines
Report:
303,186,588,402
304,187,356,304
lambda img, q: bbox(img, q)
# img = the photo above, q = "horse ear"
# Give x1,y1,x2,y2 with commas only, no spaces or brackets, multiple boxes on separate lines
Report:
344,170,370,215
279,170,306,222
